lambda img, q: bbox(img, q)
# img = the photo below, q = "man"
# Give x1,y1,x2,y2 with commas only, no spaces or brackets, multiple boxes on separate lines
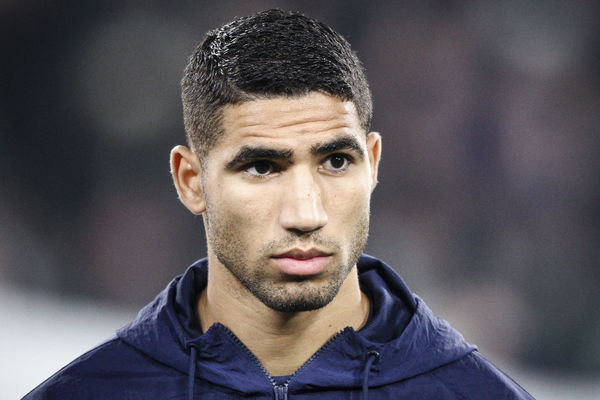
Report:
24,9,533,400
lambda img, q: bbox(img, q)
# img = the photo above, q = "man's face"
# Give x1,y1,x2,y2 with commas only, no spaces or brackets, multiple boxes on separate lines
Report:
200,92,380,312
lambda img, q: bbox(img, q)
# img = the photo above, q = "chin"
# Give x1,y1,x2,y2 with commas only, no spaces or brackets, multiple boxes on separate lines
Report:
262,295,334,313
252,280,342,313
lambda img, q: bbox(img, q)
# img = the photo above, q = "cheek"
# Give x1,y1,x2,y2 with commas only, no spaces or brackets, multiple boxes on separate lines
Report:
324,178,371,216
210,180,279,232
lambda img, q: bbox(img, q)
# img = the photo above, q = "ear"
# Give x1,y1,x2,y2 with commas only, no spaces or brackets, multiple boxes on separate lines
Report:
366,132,382,191
170,145,206,214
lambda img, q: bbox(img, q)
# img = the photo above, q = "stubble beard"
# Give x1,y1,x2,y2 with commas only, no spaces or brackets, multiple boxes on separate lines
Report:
205,210,369,313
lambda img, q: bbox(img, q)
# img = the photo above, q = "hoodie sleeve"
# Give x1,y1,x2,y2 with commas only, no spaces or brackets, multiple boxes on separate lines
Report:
21,338,186,400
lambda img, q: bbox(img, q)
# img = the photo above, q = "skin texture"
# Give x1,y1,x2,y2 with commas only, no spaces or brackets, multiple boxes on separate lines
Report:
171,92,381,375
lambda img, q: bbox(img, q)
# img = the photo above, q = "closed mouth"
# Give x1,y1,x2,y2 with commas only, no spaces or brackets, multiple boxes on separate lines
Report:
272,248,332,259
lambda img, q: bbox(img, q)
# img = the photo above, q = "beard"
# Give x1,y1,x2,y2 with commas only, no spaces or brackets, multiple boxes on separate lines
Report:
205,209,369,313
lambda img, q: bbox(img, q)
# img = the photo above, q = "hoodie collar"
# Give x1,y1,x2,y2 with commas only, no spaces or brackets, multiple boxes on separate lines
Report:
117,259,274,393
117,255,476,393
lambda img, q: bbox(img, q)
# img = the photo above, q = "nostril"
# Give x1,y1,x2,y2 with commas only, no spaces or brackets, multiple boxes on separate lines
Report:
287,226,321,236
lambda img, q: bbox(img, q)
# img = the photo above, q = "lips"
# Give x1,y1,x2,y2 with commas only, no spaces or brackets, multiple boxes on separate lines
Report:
271,248,332,276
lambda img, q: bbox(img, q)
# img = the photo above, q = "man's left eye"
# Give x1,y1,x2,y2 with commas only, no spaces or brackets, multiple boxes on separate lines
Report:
322,154,351,172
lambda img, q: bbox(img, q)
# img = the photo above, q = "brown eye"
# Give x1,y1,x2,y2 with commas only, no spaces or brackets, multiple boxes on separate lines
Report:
323,154,350,172
245,161,276,177
330,155,346,169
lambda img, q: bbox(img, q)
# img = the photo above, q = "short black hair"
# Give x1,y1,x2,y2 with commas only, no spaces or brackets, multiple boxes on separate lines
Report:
181,9,372,157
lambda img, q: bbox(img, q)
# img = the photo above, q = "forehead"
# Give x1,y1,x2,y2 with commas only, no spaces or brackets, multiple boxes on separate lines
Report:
218,92,362,146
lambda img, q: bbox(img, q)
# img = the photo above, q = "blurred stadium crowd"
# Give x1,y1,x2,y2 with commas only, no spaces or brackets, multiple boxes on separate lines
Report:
1,0,599,388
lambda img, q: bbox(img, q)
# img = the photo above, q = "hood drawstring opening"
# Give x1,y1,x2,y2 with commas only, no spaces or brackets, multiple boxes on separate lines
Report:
361,350,380,400
187,345,198,400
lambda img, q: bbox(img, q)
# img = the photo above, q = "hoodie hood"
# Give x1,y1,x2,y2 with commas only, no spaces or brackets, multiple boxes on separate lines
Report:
117,254,476,394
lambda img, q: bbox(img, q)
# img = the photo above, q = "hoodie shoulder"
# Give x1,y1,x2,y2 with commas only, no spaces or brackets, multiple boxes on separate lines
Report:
22,337,182,400
355,255,534,399
431,351,535,399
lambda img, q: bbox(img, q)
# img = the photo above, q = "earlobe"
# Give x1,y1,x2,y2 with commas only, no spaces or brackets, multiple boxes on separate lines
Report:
366,132,382,191
170,145,206,214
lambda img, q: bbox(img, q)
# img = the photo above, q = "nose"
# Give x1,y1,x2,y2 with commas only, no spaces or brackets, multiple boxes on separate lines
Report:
278,169,328,233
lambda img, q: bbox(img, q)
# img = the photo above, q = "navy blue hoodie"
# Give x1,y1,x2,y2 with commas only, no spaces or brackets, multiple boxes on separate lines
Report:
23,255,533,399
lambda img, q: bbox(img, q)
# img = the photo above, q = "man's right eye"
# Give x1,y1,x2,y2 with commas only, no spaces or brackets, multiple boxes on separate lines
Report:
244,161,277,177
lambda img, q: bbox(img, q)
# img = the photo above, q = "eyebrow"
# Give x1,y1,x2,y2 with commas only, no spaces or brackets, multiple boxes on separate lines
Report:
224,135,365,170
311,136,365,160
225,146,294,169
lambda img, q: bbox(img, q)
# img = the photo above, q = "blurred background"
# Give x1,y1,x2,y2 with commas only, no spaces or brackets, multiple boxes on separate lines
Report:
1,0,599,398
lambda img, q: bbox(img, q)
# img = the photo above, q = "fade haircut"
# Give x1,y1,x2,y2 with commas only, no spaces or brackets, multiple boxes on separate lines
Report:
181,9,372,158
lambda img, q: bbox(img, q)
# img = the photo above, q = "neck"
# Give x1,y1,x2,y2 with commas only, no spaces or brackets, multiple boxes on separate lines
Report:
197,254,370,376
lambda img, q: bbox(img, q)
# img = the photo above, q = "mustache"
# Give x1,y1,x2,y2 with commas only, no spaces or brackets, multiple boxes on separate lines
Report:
261,233,341,255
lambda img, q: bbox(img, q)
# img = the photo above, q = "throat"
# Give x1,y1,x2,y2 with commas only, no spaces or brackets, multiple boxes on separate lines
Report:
258,325,353,376
198,263,370,376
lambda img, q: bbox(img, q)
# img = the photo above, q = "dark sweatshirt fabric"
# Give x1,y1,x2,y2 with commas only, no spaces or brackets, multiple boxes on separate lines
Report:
23,254,534,399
